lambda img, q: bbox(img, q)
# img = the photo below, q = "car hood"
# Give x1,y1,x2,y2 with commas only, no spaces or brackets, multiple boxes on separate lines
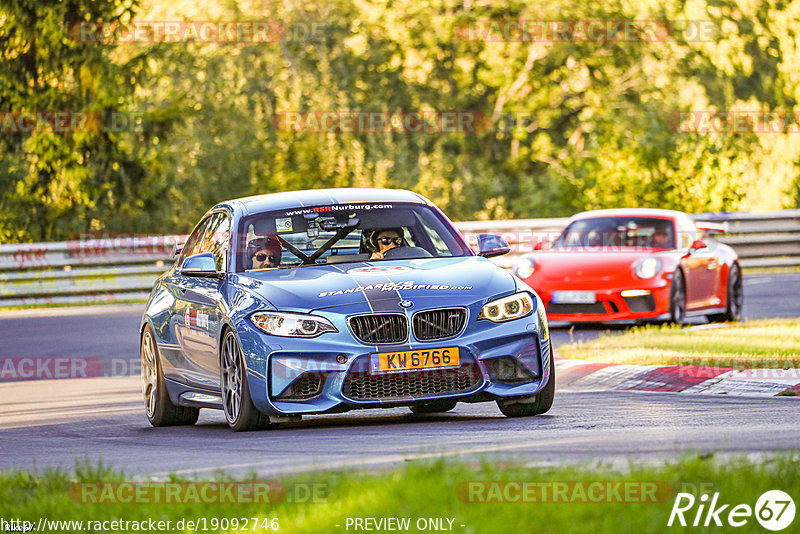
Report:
527,250,664,282
232,256,517,312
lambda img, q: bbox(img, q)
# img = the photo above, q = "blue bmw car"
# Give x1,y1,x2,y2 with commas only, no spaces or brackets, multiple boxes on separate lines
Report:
140,189,553,431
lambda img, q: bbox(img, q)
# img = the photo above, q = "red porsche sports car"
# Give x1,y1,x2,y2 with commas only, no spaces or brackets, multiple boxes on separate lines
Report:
514,209,743,324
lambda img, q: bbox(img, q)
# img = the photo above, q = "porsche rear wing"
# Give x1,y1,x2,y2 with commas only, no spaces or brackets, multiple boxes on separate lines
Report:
695,221,727,234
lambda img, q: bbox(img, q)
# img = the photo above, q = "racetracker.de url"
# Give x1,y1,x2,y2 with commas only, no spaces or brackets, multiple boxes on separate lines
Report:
0,516,280,533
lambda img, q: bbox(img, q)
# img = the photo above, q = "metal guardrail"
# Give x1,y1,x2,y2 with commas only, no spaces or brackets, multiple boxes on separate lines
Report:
1,210,798,306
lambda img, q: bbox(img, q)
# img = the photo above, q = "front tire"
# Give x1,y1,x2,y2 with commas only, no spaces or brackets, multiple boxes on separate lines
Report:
669,269,687,325
141,325,199,427
708,263,743,322
221,329,272,432
497,363,555,417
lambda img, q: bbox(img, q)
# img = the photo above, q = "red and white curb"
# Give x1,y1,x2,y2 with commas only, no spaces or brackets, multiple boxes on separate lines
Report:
555,358,800,397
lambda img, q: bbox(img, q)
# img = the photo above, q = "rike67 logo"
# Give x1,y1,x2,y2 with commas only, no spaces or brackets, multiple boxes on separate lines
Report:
668,490,795,531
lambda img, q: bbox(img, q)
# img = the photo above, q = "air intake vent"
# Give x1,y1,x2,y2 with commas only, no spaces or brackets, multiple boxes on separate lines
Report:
275,372,324,400
348,314,408,344
413,308,467,341
343,363,482,401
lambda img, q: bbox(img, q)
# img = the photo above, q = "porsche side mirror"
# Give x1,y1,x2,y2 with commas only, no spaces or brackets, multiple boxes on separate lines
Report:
172,240,185,258
477,234,511,258
180,253,224,278
689,239,707,252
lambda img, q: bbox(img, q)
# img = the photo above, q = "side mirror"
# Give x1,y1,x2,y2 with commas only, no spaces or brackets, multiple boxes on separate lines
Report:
180,253,223,278
533,241,550,251
689,239,707,252
477,234,511,258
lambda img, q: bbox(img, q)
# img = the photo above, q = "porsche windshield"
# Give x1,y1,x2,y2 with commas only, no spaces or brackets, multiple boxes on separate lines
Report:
237,202,471,271
554,217,676,249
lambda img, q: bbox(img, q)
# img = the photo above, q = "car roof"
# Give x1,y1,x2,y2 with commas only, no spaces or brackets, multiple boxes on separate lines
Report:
218,188,430,216
568,208,685,221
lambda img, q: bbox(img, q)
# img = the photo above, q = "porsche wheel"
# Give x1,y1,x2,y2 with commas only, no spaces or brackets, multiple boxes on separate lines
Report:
708,263,743,323
409,400,457,414
669,269,686,325
497,364,555,417
221,330,272,432
141,325,199,427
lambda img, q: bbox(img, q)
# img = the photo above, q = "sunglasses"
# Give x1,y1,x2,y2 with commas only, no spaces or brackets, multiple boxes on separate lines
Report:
254,253,277,263
378,237,403,246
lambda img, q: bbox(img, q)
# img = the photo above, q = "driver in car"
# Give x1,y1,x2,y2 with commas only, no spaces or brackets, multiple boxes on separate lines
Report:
369,228,405,260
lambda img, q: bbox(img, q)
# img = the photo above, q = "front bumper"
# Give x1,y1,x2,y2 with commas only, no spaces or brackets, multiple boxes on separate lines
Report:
538,278,672,322
235,306,551,416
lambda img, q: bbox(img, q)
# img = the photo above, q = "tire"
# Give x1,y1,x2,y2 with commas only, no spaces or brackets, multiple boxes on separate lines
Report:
409,400,457,414
141,325,199,427
669,269,687,325
221,329,273,432
497,362,555,417
708,263,743,323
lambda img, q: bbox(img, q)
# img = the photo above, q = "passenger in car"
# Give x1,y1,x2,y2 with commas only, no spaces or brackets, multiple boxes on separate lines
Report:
248,236,282,269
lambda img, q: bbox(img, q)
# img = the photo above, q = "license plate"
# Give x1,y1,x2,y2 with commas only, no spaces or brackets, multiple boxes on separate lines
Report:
552,290,596,304
370,347,459,374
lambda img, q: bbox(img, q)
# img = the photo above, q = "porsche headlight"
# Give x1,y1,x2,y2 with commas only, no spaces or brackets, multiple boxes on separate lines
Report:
479,292,534,323
515,258,536,279
635,257,662,279
250,312,337,337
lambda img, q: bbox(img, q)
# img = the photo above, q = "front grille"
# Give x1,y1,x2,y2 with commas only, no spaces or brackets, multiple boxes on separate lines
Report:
623,294,656,313
349,314,408,344
547,302,607,314
276,372,324,400
413,308,467,341
343,363,482,401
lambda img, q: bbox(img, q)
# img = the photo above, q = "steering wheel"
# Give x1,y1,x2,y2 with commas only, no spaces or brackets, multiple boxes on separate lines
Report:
383,246,433,259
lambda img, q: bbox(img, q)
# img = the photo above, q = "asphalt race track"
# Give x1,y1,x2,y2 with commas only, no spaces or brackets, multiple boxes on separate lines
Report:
1,272,799,476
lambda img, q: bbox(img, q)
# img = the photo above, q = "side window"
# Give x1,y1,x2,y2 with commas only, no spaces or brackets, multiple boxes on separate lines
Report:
202,212,231,271
677,218,696,249
179,216,212,265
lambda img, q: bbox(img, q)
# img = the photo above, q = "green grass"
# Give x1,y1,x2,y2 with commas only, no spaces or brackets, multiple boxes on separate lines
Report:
2,454,799,533
559,318,800,368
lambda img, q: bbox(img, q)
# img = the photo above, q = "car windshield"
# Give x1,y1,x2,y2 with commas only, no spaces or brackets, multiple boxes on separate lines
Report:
554,217,676,250
237,202,471,271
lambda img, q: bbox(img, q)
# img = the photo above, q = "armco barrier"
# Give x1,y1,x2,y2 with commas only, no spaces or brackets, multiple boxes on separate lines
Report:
1,210,798,306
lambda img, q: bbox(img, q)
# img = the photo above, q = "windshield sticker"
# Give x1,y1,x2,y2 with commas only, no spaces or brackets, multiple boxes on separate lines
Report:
318,281,473,297
284,203,394,216
276,217,293,232
349,265,412,275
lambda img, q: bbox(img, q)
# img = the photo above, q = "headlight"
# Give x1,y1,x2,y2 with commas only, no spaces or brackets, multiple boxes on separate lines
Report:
515,258,536,279
635,257,662,279
250,311,338,337
536,296,549,340
479,292,535,323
